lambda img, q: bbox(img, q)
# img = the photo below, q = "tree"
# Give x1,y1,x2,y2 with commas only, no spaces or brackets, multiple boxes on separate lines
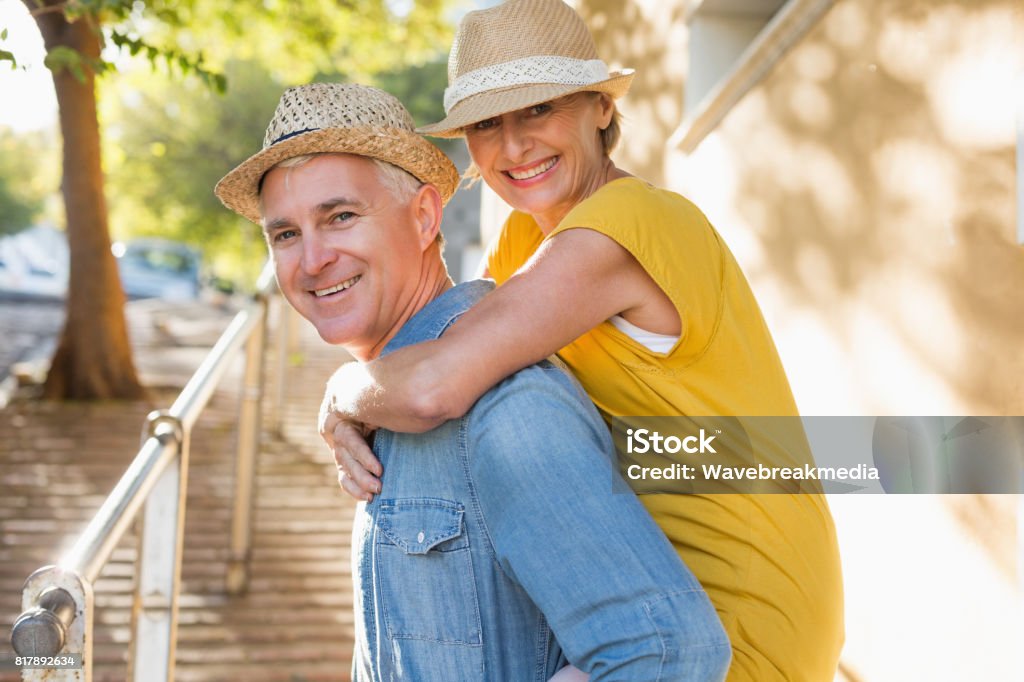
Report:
0,128,60,238
9,0,455,400
0,177,36,236
101,60,283,286
24,0,144,399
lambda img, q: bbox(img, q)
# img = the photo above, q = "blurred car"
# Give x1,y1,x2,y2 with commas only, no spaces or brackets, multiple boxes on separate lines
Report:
0,226,69,300
113,238,203,301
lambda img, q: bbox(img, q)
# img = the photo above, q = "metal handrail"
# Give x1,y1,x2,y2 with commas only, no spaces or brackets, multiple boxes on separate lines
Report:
11,262,281,681
60,265,276,582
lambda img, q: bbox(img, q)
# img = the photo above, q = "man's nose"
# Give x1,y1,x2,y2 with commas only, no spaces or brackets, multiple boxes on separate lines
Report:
302,232,337,275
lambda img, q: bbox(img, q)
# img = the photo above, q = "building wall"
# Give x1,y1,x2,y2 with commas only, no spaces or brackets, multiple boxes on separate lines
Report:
572,0,689,187
573,4,1023,681
438,143,483,282
581,0,1024,416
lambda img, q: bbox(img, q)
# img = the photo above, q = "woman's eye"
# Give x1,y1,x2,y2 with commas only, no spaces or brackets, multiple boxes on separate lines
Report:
529,102,552,116
272,229,298,243
471,118,498,131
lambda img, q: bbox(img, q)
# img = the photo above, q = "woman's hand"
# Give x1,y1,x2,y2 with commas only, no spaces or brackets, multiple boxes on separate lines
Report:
548,665,589,682
320,407,382,502
318,363,383,501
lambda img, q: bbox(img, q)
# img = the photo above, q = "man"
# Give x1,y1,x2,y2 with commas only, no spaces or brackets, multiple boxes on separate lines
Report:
215,83,730,681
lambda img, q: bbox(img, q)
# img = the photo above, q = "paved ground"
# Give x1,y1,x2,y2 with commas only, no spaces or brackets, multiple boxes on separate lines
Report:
0,295,64,398
0,297,359,681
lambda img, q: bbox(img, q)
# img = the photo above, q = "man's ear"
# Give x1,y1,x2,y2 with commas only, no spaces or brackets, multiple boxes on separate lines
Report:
411,183,444,251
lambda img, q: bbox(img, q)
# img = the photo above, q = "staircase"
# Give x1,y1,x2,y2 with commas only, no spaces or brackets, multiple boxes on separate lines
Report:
0,301,358,681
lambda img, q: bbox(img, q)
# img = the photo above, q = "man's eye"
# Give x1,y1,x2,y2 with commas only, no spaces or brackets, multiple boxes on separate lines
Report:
273,229,298,243
332,211,356,223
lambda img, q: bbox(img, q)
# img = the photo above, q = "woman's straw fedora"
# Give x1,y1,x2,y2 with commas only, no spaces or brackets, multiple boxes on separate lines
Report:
216,83,459,224
418,0,634,138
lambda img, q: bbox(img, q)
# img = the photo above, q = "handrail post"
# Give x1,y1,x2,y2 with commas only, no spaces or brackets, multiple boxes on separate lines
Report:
267,296,290,435
13,566,93,680
226,293,269,595
128,412,188,682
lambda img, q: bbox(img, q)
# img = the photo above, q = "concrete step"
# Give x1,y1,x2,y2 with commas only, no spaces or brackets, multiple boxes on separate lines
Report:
0,304,358,681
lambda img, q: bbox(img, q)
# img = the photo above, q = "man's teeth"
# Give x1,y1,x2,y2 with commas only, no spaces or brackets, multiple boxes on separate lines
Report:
314,275,360,297
507,157,557,180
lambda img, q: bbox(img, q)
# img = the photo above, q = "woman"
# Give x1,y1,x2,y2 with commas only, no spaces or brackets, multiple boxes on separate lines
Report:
321,0,844,679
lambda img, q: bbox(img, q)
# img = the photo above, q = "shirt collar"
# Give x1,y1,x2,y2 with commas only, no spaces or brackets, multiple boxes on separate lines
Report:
380,279,495,357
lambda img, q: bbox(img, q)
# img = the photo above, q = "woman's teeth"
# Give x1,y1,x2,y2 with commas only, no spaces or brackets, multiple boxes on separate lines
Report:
507,157,557,180
315,275,361,297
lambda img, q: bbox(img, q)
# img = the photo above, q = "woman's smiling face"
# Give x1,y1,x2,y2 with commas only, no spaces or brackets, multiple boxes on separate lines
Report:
464,92,615,231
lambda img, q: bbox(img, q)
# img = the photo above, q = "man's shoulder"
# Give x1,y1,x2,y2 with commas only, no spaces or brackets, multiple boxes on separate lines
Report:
465,357,603,440
476,357,580,405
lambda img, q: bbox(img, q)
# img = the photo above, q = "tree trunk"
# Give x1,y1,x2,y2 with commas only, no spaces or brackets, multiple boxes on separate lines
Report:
28,0,145,400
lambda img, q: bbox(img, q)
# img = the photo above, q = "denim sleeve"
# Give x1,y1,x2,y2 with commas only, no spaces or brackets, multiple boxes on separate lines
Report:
465,364,731,682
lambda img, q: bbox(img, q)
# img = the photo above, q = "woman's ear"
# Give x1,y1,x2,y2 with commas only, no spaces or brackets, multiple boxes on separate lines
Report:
412,183,444,251
596,93,615,130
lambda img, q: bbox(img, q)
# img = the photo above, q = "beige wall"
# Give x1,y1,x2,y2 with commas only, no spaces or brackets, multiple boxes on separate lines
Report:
576,3,1023,680
582,0,1024,416
573,0,689,186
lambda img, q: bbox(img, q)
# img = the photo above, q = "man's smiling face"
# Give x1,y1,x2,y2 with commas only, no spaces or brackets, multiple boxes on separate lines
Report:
260,153,431,358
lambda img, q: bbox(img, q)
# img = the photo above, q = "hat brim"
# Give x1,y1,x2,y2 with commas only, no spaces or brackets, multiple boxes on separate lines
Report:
417,69,634,138
215,126,460,225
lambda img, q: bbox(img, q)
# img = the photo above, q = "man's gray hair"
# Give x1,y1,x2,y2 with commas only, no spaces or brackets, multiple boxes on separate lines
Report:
264,152,444,246
274,153,422,203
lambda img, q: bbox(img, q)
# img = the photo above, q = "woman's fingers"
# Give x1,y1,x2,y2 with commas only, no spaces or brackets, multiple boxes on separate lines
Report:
342,423,383,477
318,394,342,449
332,420,382,500
319,390,383,501
547,665,589,682
338,467,373,502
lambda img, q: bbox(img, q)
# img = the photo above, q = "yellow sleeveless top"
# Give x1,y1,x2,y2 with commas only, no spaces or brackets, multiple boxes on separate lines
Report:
487,178,844,682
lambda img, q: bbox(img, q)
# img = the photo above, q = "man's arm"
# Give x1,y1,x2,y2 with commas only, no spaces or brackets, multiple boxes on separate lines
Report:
466,365,731,682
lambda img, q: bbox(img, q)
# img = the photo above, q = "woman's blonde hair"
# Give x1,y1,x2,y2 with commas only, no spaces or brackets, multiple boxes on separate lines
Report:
599,98,623,156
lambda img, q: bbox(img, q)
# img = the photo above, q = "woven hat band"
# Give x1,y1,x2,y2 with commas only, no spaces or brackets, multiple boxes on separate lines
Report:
443,56,610,113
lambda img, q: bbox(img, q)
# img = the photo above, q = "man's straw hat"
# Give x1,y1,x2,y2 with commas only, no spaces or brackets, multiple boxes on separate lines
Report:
216,83,459,224
418,0,634,138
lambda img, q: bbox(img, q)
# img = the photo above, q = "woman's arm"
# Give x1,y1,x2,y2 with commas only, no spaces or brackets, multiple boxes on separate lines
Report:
332,227,654,425
321,227,672,497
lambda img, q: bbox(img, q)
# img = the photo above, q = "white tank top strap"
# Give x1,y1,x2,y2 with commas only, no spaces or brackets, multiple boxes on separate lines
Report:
608,315,679,354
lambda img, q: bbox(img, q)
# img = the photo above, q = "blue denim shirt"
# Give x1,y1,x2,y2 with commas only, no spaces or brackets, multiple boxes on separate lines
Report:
350,280,730,682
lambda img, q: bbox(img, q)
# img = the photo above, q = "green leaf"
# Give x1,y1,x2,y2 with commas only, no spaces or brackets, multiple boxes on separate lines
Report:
1,28,9,41
92,57,115,76
44,46,88,82
64,3,86,22
69,61,87,84
0,50,16,70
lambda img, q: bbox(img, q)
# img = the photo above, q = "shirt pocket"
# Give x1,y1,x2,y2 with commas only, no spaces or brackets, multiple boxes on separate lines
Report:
376,498,483,646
